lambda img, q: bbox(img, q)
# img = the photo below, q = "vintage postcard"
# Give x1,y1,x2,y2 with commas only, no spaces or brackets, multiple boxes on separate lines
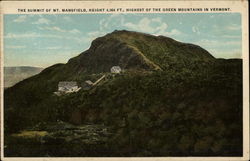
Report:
0,1,249,161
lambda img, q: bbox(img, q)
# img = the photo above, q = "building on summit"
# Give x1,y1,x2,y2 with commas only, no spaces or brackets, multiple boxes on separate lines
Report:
111,66,122,73
58,81,79,93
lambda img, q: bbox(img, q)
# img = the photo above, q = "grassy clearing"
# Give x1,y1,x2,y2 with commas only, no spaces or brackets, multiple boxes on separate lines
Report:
12,131,48,138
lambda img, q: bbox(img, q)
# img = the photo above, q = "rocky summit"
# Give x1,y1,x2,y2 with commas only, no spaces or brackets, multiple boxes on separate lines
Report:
4,30,242,157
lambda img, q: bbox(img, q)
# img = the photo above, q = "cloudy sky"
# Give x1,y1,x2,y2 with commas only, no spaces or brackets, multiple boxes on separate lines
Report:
4,13,241,68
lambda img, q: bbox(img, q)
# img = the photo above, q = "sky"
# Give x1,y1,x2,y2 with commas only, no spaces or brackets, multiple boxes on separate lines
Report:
4,13,242,68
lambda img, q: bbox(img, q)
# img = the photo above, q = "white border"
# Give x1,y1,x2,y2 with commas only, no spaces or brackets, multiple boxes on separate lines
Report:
1,1,5,159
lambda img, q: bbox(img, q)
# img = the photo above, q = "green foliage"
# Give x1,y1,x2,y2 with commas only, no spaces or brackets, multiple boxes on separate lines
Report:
4,30,243,156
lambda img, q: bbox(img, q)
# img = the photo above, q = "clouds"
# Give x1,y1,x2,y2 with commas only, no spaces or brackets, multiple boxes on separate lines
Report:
32,17,51,25
87,31,106,41
99,14,182,37
30,16,82,35
5,45,26,49
4,32,61,39
124,18,159,33
193,38,242,59
122,17,183,37
196,39,241,47
4,31,85,50
45,46,61,50
192,26,200,35
99,14,125,31
4,13,243,68
13,15,27,23
70,29,81,34
227,24,241,31
5,32,40,39
77,14,184,50
12,15,51,25
39,26,65,32
222,35,241,39
38,26,81,34
165,29,182,36
210,23,241,38
209,49,242,58
62,16,72,21
123,17,168,35
7,15,82,42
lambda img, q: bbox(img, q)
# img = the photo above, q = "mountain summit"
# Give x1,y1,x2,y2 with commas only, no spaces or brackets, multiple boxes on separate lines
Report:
66,30,215,74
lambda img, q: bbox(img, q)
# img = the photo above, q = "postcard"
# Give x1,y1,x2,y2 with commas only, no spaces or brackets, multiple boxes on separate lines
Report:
0,1,249,161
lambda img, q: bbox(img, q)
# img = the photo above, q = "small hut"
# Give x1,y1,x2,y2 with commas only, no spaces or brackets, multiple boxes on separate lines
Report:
111,66,122,73
58,81,79,93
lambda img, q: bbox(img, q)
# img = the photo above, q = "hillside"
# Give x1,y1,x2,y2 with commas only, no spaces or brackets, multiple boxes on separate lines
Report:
4,30,242,157
4,66,43,88
67,30,215,74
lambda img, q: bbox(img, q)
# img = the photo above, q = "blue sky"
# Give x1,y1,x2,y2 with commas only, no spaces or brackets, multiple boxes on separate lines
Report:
4,13,241,68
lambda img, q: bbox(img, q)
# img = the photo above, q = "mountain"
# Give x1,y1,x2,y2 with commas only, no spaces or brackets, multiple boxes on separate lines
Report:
4,66,43,88
66,30,214,74
4,30,242,157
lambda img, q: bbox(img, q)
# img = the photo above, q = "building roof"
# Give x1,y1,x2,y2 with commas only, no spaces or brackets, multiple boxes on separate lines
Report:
111,66,121,73
58,81,77,87
85,80,94,85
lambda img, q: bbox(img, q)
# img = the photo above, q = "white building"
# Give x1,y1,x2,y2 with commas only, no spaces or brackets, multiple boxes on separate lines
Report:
111,66,122,73
85,80,94,86
58,81,80,93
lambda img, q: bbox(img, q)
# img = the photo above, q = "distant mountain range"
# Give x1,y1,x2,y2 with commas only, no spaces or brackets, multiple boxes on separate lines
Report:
4,66,43,88
4,30,242,157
